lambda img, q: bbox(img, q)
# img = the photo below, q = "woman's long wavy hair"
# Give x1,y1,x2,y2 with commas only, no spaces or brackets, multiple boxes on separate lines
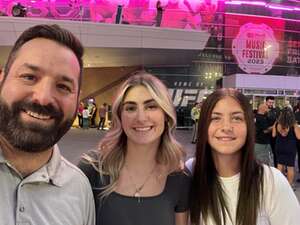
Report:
190,88,264,225
84,72,185,197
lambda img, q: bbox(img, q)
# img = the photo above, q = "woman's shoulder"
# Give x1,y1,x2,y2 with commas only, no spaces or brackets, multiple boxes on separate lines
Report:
77,150,101,183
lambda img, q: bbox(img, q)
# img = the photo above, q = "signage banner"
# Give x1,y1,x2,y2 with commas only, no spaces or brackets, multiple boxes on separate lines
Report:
224,13,288,76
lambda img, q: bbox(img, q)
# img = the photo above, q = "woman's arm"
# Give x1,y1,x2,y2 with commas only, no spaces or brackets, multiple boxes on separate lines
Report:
272,122,277,138
293,124,300,140
176,212,189,225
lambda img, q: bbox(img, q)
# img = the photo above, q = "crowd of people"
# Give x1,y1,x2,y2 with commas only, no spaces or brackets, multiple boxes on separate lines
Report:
0,24,299,225
77,100,108,130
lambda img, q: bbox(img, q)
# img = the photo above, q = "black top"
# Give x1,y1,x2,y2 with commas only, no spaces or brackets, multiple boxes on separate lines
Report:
78,155,191,225
255,113,271,144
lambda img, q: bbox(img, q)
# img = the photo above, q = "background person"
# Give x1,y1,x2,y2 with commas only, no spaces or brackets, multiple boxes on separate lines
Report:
97,102,107,130
272,107,300,188
191,102,200,144
79,72,190,225
254,103,273,165
186,89,300,225
266,96,280,167
0,24,95,225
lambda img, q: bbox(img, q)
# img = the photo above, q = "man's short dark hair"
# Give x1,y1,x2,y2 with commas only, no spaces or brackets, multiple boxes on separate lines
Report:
266,96,275,101
3,24,84,89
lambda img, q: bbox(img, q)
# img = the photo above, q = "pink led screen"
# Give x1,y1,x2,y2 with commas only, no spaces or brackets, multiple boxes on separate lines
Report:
0,0,220,29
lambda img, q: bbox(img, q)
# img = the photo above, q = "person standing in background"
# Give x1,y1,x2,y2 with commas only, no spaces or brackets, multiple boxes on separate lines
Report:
272,107,300,189
191,102,200,144
266,96,280,167
97,102,107,130
78,101,85,128
254,103,273,165
155,1,164,27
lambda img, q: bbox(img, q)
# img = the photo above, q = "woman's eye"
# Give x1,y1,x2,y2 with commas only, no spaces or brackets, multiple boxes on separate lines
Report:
124,105,136,112
146,104,158,110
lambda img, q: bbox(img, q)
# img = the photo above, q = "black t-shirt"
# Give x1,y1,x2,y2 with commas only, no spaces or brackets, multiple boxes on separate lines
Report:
78,153,191,225
255,113,271,144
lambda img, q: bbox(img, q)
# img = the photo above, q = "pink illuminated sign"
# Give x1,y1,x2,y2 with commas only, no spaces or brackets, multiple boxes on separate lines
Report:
0,0,219,29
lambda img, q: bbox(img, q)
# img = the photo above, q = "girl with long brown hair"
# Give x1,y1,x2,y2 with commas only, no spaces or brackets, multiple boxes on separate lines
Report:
186,88,300,225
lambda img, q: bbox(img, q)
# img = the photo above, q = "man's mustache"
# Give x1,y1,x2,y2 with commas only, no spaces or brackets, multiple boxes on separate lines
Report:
13,101,63,119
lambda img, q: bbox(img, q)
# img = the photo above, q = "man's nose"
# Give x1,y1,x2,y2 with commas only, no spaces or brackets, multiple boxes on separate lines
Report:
31,80,56,106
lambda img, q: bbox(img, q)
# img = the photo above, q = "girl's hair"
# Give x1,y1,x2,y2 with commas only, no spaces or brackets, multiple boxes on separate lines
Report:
277,107,296,129
190,88,264,225
84,71,185,197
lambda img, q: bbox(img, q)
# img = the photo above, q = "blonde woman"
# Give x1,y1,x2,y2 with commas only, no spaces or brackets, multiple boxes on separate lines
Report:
78,72,190,225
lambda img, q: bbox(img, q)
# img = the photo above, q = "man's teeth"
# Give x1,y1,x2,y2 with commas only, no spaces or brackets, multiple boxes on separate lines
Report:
25,111,51,120
134,127,152,131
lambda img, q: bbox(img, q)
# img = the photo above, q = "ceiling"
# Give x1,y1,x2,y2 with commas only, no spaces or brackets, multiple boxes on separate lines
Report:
0,46,200,68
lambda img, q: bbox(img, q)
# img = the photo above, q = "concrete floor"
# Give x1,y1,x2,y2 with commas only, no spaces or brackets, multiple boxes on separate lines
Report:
58,128,300,202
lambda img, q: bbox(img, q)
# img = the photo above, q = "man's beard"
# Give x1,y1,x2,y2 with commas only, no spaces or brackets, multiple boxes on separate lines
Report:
0,97,75,153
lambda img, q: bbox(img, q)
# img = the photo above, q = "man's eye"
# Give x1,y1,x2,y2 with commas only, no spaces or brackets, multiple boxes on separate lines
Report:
57,84,72,93
20,74,36,81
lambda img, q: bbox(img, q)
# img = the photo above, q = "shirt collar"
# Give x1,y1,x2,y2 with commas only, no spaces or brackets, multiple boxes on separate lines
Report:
0,145,64,187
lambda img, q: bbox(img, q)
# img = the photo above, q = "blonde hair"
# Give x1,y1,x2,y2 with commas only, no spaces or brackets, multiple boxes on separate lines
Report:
83,71,185,197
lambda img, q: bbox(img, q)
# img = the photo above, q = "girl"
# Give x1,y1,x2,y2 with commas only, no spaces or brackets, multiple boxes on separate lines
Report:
186,88,300,225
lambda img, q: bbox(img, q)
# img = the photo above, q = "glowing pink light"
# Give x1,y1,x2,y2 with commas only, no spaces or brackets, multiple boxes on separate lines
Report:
225,2,242,5
225,1,266,6
225,0,300,12
268,5,294,11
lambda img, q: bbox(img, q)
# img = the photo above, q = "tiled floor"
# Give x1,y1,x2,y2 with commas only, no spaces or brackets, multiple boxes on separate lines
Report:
58,127,300,202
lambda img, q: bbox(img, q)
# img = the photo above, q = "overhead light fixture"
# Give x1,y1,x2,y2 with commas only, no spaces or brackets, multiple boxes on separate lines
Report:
12,3,27,17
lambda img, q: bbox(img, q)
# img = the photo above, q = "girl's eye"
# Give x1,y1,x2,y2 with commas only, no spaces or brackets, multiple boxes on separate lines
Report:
232,116,244,122
210,116,221,122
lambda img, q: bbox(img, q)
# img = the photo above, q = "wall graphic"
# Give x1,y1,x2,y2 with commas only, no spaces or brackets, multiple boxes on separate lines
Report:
232,23,279,74
0,0,220,30
224,13,295,76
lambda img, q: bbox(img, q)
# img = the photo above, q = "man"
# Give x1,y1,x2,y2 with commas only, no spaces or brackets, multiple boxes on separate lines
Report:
254,103,273,165
0,24,95,225
265,96,280,167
